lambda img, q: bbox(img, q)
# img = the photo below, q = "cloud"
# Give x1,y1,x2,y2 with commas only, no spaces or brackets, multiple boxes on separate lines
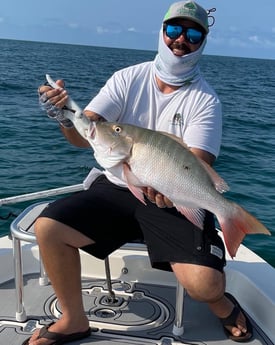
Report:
249,34,275,48
96,22,123,35
127,27,137,32
96,26,109,34
68,22,79,29
229,37,248,48
0,17,5,23
209,22,275,53
248,35,260,44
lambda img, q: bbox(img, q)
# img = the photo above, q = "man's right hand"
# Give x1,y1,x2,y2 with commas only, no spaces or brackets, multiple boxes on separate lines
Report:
38,80,68,109
38,79,74,129
142,187,174,208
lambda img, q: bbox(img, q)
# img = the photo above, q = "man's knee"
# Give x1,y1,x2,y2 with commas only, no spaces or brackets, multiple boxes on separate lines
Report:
35,216,95,248
171,262,225,302
34,217,60,240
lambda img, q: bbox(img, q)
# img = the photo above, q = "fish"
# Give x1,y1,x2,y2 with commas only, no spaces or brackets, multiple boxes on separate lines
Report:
44,75,271,258
87,121,271,258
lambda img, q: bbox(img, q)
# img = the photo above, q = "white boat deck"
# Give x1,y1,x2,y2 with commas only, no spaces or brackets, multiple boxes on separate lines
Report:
0,232,274,345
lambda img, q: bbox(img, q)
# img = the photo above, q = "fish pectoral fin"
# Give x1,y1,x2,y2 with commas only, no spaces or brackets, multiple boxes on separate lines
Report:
128,184,147,205
197,159,229,193
175,206,205,230
123,163,146,205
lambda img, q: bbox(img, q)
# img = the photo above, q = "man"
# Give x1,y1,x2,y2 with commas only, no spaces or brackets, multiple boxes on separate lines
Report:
23,1,252,344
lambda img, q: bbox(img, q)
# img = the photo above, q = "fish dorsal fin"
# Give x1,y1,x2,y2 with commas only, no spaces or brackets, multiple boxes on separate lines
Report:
160,131,190,148
197,159,229,193
175,206,206,230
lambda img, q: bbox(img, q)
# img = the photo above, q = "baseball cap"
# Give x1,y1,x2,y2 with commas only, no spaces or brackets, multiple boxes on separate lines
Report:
163,1,209,33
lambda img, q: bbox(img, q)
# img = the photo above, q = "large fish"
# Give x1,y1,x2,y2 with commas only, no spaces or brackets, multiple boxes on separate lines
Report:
44,75,271,258
87,121,271,258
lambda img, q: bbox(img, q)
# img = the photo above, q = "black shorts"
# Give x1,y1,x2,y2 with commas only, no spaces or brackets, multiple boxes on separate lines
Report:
39,174,226,272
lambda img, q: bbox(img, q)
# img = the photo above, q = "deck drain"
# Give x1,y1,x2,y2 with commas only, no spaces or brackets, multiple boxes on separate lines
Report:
112,282,131,291
95,308,117,318
100,295,124,306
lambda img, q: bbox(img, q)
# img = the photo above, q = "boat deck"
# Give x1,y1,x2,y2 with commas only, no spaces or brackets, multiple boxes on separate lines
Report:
0,199,274,345
0,266,273,344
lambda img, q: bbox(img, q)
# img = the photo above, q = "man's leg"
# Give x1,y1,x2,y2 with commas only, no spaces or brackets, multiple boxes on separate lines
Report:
171,262,250,338
26,217,94,345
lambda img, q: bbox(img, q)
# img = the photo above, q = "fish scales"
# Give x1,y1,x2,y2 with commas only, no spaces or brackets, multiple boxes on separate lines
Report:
128,126,221,210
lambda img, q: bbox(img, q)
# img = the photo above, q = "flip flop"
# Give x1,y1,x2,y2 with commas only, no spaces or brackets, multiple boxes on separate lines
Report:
220,292,253,342
21,321,92,345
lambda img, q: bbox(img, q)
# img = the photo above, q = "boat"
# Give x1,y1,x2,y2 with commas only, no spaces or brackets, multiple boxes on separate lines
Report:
0,179,274,345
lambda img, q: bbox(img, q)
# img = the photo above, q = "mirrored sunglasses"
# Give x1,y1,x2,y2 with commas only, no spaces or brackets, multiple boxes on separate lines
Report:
164,24,204,44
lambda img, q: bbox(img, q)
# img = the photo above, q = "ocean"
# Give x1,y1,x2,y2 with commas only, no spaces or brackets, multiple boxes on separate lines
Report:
0,38,274,267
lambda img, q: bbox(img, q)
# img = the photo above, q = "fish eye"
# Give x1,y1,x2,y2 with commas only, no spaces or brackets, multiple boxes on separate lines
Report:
113,125,122,134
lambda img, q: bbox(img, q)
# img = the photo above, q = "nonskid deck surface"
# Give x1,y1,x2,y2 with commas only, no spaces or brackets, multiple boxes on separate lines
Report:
0,273,271,345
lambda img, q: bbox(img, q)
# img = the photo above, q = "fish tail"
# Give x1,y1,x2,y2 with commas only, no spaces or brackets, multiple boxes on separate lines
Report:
217,203,271,258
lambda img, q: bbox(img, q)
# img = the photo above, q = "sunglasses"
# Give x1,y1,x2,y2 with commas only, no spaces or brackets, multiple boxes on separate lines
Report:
164,24,204,44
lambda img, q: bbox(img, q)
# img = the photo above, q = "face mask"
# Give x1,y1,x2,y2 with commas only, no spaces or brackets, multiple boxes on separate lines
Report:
153,27,206,86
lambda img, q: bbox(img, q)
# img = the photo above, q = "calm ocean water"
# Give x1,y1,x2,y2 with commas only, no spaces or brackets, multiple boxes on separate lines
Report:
0,39,274,267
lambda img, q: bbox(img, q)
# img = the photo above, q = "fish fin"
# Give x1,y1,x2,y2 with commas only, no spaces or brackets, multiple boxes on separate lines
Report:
123,163,147,205
198,159,229,193
127,185,147,205
217,203,271,258
175,206,205,230
160,131,190,148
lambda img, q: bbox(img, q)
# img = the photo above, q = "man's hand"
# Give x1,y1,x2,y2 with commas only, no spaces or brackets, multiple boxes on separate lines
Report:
38,80,68,109
38,79,74,128
142,187,173,208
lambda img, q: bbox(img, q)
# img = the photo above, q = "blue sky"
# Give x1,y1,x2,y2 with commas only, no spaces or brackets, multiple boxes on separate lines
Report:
1,0,275,60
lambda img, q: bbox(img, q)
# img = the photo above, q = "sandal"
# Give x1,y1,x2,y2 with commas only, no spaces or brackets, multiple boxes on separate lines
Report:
21,321,92,345
220,292,253,342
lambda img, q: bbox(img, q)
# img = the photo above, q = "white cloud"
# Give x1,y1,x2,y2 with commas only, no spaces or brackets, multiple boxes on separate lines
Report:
249,35,260,43
249,35,275,47
68,22,79,29
127,27,137,32
96,24,122,34
96,26,108,34
229,37,248,48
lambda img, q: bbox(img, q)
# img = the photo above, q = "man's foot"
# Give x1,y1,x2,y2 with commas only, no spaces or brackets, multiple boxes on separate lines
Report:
220,293,253,342
21,321,92,345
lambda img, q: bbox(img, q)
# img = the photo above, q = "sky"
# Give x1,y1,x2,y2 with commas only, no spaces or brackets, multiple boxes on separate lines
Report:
1,0,275,60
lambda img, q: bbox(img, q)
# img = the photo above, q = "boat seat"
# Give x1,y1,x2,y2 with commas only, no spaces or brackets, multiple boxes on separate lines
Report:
10,201,49,322
10,200,186,335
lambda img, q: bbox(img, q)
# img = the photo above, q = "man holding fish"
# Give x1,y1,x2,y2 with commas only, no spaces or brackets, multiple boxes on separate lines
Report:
23,1,259,344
